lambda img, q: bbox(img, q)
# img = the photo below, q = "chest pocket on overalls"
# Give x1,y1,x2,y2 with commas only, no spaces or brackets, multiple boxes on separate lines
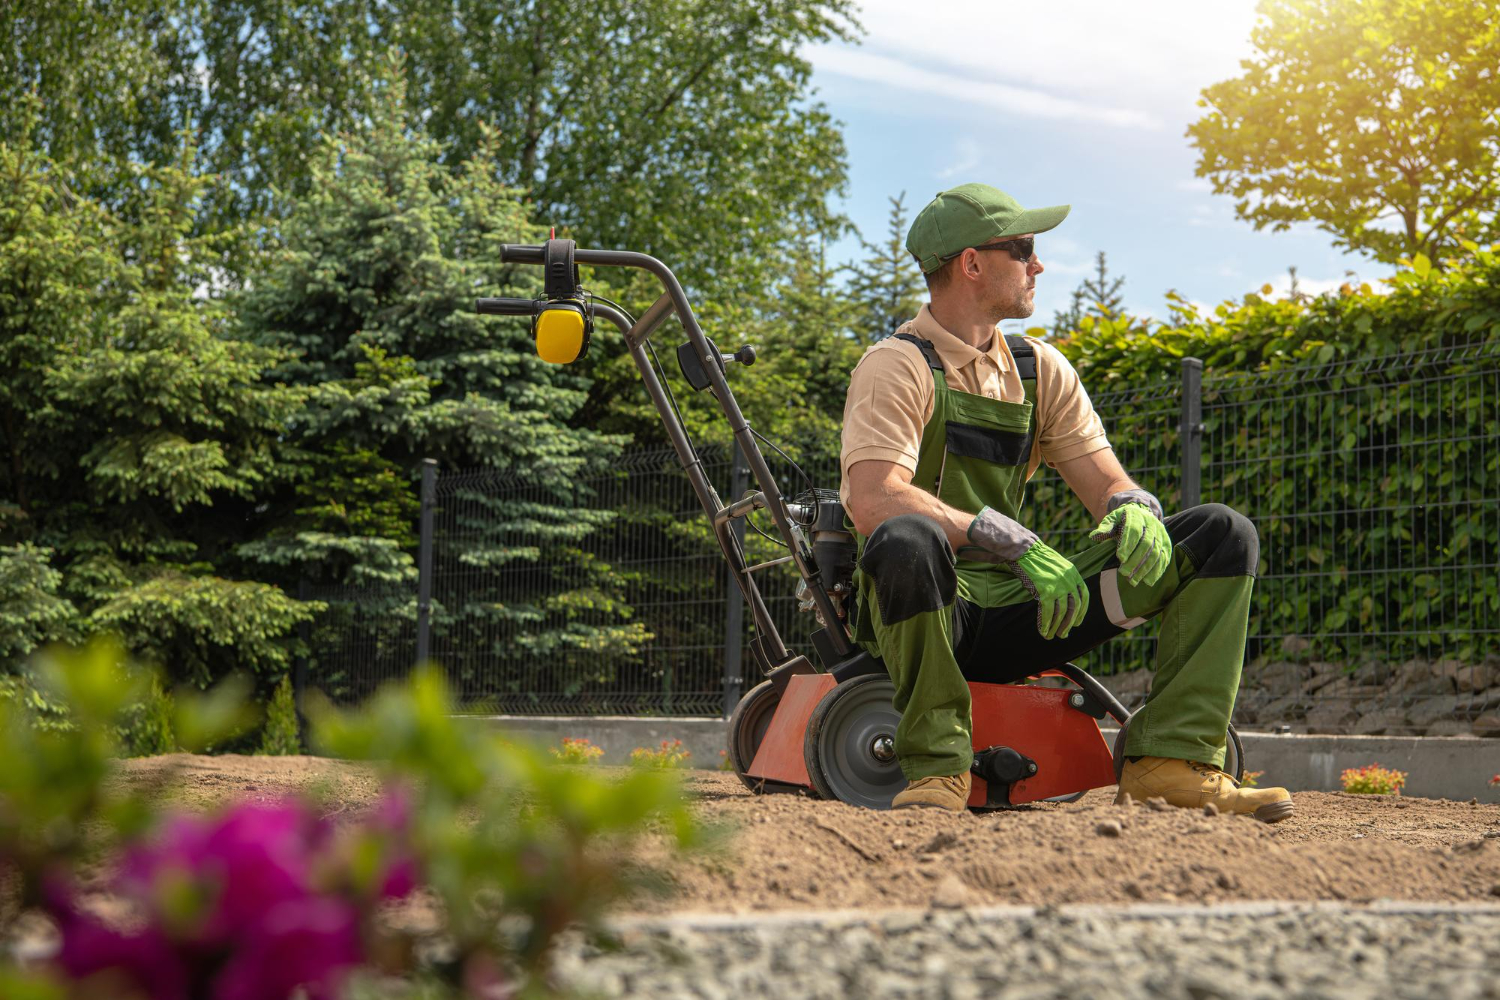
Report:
935,388,1035,522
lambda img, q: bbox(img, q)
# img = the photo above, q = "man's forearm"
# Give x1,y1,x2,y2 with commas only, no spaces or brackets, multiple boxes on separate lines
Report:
1088,475,1140,522
848,479,976,553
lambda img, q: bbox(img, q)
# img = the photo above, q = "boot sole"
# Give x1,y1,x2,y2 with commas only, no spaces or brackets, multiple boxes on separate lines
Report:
1253,799,1295,824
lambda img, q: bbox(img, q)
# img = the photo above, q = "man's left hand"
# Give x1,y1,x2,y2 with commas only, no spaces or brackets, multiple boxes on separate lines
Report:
1089,500,1171,586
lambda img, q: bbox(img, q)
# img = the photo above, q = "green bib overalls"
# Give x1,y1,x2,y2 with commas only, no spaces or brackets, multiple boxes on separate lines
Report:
850,334,1259,781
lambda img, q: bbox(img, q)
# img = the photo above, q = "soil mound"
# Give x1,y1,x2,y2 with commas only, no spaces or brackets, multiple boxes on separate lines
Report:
655,773,1500,913
108,757,1500,913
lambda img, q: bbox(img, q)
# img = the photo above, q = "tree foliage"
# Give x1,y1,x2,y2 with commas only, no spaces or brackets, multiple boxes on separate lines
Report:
0,1,184,189
5,0,857,295
1187,0,1500,265
1050,251,1136,338
1029,246,1500,670
236,70,648,670
0,122,314,683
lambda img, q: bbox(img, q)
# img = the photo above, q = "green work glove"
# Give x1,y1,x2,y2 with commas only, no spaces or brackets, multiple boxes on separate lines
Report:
1089,490,1171,586
961,507,1090,640
1010,541,1091,640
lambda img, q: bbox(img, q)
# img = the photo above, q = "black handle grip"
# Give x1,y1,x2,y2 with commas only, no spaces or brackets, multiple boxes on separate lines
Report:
475,297,536,315
500,244,544,264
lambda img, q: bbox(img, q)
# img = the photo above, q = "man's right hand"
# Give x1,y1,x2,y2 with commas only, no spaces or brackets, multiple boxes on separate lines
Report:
1009,541,1091,639
960,506,1090,640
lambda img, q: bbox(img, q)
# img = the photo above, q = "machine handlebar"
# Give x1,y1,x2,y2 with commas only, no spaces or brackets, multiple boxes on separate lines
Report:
499,244,545,264
475,296,536,315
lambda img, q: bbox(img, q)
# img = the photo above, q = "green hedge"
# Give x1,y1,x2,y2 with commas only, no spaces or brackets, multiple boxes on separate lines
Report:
1021,247,1500,671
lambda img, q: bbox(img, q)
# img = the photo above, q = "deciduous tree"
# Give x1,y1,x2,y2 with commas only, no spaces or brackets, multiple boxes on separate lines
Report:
1187,0,1500,265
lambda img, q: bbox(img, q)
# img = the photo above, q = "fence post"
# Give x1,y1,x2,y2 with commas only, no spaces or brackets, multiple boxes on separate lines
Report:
416,458,437,666
722,442,749,717
1180,358,1204,509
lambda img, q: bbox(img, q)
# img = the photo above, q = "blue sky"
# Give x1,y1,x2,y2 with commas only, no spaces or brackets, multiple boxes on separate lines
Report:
807,0,1388,331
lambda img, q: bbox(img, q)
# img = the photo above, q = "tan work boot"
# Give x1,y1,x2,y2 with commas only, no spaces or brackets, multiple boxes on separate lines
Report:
1115,756,1294,823
891,771,971,811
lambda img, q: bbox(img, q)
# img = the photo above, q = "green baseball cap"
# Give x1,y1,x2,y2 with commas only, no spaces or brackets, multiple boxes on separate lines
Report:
906,183,1070,274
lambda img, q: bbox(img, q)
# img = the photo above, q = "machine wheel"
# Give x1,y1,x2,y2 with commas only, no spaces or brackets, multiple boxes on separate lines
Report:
803,674,906,809
1112,718,1245,784
726,680,803,794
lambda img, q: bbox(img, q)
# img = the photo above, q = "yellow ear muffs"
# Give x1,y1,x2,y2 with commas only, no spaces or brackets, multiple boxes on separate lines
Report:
532,300,591,364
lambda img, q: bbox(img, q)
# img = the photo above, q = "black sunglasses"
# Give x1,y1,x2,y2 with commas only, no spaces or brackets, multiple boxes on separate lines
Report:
942,236,1036,265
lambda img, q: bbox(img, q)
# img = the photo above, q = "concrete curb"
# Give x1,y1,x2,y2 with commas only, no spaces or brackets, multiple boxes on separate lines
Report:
465,716,1500,802
606,900,1500,934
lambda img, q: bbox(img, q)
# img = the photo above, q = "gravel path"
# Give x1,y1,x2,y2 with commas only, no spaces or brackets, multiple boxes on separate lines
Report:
552,903,1500,999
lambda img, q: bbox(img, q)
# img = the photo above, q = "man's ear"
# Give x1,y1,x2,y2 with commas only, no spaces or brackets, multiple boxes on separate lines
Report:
962,249,983,282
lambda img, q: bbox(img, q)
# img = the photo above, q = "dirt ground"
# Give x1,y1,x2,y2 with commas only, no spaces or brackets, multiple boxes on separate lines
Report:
111,757,1500,913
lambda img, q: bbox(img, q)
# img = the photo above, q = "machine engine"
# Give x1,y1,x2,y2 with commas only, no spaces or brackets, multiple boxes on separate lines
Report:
786,489,857,625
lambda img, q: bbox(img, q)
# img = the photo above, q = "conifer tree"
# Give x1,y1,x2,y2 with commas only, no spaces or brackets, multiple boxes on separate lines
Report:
0,119,314,684
1079,251,1126,320
1050,287,1088,339
237,68,648,688
846,193,926,344
1052,251,1130,338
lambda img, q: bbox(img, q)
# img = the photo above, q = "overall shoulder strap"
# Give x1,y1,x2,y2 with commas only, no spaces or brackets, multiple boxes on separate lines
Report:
1004,334,1037,381
889,334,947,493
892,333,943,372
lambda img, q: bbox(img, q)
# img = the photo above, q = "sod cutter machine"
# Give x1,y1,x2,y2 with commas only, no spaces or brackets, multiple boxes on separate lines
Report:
479,239,1244,809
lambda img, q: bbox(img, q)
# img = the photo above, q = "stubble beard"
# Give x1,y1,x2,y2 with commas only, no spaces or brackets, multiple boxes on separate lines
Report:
987,284,1035,322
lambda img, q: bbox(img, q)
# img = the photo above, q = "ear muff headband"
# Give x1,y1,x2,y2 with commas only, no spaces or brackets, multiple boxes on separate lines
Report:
532,238,592,364
543,237,579,300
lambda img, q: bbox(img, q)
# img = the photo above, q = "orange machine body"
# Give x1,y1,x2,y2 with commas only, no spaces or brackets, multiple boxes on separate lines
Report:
746,673,1116,807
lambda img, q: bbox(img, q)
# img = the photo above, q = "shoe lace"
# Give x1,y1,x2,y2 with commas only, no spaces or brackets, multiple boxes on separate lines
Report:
1189,760,1238,787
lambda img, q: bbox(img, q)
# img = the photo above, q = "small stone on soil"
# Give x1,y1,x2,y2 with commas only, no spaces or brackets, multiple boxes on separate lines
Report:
919,831,958,854
1203,803,1219,817
930,874,971,909
1147,797,1171,812
1095,820,1122,838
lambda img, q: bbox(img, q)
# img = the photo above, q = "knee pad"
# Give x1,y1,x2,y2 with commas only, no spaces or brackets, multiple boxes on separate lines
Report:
860,514,956,624
1168,503,1259,578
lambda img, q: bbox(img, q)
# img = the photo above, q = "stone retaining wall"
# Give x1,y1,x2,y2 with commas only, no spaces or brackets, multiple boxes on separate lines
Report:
1099,654,1500,737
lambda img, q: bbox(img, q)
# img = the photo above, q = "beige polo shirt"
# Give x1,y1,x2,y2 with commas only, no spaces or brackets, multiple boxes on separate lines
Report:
839,305,1109,504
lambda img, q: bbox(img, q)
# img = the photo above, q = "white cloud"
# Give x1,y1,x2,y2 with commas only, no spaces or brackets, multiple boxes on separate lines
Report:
1037,256,1094,277
814,47,1161,129
1045,235,1081,256
1176,177,1215,193
936,137,982,179
812,1,1261,123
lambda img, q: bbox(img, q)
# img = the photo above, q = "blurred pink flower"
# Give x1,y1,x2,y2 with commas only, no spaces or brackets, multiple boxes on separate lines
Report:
53,904,189,1000
368,785,418,901
122,803,325,948
379,856,418,900
211,897,362,1000
52,798,378,1000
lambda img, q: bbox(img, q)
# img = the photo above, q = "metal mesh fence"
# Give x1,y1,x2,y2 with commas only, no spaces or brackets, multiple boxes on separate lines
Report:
1202,340,1500,734
308,340,1500,734
431,454,731,716
304,583,416,706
